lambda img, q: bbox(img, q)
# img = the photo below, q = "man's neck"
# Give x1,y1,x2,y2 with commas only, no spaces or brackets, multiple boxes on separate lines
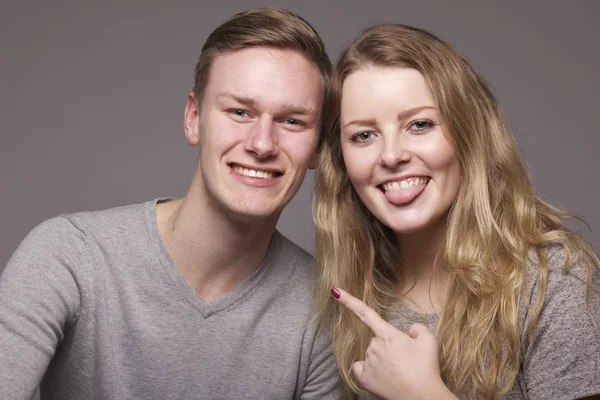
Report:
156,194,278,302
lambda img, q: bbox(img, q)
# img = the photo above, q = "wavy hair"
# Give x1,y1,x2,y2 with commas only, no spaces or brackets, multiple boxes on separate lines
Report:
313,23,599,399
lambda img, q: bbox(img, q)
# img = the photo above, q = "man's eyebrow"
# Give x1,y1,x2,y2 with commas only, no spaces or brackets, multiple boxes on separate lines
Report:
216,92,257,108
342,106,437,129
216,91,317,117
277,104,317,116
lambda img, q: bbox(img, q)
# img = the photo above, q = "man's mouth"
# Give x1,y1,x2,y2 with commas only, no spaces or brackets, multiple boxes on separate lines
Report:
230,164,282,179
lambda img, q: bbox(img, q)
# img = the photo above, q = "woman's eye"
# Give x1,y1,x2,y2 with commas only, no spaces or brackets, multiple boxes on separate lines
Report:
410,120,435,132
351,131,373,142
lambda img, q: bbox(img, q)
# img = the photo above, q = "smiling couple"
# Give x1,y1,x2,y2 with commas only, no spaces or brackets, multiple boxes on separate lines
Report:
1,7,599,400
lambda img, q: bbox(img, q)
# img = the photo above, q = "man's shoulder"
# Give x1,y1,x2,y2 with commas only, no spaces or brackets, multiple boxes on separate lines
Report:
271,231,313,268
10,200,155,264
61,199,152,234
261,232,315,299
15,199,159,259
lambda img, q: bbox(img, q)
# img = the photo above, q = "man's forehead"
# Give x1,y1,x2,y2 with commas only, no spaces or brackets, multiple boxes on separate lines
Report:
200,47,324,114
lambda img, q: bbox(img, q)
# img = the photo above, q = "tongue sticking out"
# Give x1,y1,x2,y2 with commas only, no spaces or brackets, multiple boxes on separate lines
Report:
384,181,428,205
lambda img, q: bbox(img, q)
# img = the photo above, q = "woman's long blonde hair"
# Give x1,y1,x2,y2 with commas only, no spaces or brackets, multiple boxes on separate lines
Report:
313,24,599,399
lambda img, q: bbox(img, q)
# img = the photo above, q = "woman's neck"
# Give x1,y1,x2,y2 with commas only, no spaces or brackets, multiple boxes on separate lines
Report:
395,222,451,314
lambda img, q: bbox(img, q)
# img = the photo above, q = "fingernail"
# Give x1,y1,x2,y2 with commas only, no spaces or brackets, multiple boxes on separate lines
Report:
331,287,341,299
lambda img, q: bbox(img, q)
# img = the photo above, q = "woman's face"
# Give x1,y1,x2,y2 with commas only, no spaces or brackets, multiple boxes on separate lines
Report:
340,66,461,237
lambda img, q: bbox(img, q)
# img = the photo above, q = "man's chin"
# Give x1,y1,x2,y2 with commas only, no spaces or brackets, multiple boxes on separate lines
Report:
221,203,283,226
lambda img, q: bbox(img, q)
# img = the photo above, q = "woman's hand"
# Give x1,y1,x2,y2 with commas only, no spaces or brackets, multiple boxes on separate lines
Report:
331,287,457,400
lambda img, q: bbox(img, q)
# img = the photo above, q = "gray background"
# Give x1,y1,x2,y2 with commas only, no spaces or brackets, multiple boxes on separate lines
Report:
2,0,599,270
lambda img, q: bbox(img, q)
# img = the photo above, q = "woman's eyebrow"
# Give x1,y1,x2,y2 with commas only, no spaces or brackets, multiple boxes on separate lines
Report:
342,106,437,129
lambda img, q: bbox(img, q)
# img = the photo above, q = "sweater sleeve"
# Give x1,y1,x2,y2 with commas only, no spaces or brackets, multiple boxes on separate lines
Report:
0,217,85,400
521,249,600,400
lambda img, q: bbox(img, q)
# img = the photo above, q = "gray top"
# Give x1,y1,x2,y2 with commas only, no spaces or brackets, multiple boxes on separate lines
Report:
0,199,339,400
363,248,600,400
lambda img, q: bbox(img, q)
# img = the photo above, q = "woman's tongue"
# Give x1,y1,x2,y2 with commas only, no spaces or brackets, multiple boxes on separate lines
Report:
383,180,428,205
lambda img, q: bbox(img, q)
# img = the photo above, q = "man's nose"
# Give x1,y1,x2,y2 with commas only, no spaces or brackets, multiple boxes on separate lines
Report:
245,118,279,158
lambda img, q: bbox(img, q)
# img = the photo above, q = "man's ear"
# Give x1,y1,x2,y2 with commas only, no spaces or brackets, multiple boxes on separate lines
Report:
184,92,201,146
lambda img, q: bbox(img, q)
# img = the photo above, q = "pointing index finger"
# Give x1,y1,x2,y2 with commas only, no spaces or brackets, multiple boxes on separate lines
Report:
331,287,394,337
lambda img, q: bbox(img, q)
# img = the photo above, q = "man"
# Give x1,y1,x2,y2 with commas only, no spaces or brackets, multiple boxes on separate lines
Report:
0,8,338,399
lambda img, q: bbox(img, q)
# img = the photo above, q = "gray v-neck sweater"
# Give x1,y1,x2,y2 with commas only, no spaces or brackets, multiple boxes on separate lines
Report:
0,199,339,399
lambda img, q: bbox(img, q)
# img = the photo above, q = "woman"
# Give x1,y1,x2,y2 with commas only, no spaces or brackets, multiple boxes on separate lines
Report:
313,24,600,399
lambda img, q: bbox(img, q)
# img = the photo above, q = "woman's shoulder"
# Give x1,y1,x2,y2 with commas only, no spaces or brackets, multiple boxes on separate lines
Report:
518,246,600,399
522,243,600,319
525,244,597,280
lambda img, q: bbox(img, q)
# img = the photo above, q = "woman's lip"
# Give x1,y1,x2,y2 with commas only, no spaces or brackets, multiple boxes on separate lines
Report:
379,175,431,187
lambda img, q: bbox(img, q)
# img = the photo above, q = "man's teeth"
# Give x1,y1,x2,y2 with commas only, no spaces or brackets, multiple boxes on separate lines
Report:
232,165,276,179
382,177,428,192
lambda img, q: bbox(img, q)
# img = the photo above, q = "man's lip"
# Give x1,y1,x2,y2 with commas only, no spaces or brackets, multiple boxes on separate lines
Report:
227,162,283,175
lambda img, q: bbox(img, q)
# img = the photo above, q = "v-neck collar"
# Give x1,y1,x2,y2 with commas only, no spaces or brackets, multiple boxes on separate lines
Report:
144,198,279,318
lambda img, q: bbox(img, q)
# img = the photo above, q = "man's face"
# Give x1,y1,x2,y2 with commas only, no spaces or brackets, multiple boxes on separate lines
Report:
185,47,323,223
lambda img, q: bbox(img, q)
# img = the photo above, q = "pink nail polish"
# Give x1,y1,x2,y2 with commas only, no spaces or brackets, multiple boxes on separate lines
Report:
331,287,341,299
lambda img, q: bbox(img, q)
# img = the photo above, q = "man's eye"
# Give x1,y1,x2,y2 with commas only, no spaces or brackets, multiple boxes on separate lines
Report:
230,109,248,117
284,119,302,126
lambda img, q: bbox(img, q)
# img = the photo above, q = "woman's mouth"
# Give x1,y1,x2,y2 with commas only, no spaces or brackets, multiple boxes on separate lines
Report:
379,176,430,205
